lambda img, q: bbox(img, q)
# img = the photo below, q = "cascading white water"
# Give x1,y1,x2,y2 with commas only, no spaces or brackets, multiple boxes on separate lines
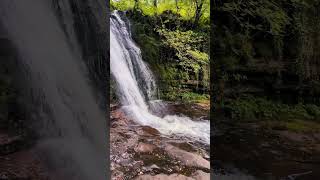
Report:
110,11,210,144
0,1,106,179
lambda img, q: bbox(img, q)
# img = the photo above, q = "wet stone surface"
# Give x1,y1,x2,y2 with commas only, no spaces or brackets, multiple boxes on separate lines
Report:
110,103,210,180
213,117,320,180
0,131,49,179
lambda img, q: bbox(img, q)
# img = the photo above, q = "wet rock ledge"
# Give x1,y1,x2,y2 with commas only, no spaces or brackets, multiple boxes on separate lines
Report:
110,106,210,180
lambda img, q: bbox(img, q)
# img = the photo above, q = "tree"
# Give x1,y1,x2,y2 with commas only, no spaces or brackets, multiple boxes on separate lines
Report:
193,0,204,27
153,0,157,7
175,0,179,13
134,0,139,10
153,0,158,15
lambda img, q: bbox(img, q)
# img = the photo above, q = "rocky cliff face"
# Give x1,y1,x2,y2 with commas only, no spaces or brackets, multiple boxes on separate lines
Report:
52,0,109,107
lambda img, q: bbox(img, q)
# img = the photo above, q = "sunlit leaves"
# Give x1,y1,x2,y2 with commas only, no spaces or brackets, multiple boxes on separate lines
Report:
221,0,289,36
157,27,209,81
111,0,210,24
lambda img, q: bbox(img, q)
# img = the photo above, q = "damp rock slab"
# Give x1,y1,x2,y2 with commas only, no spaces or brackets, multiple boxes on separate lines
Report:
164,144,210,170
135,142,157,153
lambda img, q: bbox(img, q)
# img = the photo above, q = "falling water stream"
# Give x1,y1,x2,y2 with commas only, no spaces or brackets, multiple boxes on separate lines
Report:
110,11,210,145
0,1,107,179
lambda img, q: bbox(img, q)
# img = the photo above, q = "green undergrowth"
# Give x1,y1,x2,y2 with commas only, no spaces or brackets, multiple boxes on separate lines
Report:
213,0,320,105
225,96,320,122
162,91,209,103
224,96,320,132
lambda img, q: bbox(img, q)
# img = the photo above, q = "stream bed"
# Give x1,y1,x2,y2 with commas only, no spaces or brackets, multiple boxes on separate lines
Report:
213,115,320,180
110,102,210,180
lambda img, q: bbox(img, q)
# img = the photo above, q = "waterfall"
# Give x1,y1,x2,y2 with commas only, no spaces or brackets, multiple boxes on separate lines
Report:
0,1,107,180
110,11,210,144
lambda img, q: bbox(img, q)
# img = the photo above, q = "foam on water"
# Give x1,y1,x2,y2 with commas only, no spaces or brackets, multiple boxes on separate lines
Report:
110,11,210,144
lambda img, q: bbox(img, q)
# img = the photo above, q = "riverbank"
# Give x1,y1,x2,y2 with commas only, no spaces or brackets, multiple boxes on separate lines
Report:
110,102,210,180
213,110,320,180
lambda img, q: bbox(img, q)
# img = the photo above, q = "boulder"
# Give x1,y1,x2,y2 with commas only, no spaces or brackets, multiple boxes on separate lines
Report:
164,144,210,169
135,142,157,153
192,170,210,180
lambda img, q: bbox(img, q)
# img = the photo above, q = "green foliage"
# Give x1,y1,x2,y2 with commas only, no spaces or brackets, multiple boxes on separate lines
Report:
162,91,209,102
158,28,208,61
180,92,209,102
290,0,320,79
214,0,290,66
213,0,320,105
225,96,320,122
187,50,209,63
305,104,320,119
128,10,210,100
221,0,289,36
214,0,319,66
112,1,210,103
111,0,210,25
157,28,209,85
111,0,135,11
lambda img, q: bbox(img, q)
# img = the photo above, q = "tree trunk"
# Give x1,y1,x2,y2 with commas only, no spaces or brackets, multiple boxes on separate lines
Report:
153,0,157,7
194,0,203,27
175,0,179,13
154,0,158,15
134,0,139,10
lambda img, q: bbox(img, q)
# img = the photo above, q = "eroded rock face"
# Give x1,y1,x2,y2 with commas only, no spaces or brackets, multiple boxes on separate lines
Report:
164,144,210,170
